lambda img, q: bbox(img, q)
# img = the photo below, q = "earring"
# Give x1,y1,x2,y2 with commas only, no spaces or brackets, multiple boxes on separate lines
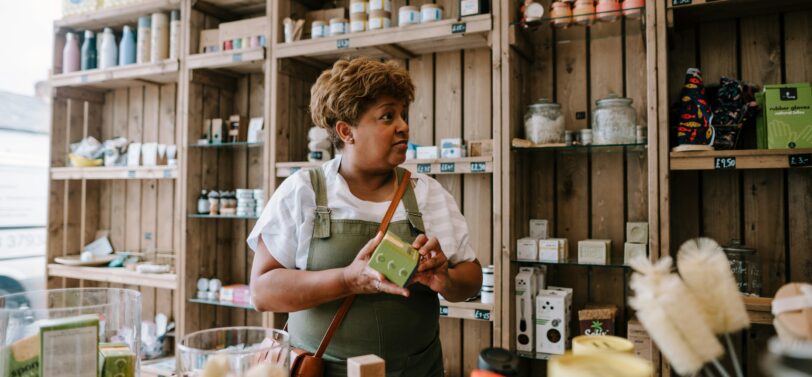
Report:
348,138,354,144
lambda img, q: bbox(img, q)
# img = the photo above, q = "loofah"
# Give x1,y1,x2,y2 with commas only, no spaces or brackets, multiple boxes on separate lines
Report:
677,238,750,334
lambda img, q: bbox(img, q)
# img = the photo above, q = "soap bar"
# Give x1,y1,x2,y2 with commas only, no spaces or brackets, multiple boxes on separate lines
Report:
99,343,135,377
347,354,385,377
529,219,549,239
624,242,647,264
578,239,611,265
2,334,39,377
539,238,568,262
517,237,538,260
626,222,648,244
368,232,419,287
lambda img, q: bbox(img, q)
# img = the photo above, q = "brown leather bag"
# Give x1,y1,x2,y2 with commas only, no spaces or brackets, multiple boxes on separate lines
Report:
289,170,412,377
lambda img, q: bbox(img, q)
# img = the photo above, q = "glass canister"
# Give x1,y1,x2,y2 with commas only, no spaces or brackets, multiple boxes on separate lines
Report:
592,93,637,144
524,98,565,145
177,327,290,376
723,240,761,296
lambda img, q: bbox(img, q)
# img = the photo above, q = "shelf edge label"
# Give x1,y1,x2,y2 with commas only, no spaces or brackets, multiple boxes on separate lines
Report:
714,156,736,170
474,309,491,321
451,23,467,34
232,53,243,62
127,170,136,178
439,306,449,316
672,0,692,5
789,153,811,168
440,162,455,173
417,163,431,173
337,39,350,49
470,161,486,172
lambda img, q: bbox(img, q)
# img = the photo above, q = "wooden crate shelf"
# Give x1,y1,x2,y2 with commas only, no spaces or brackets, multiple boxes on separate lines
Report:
193,0,266,16
50,166,179,180
273,15,492,62
187,47,266,74
55,0,181,30
440,300,494,322
744,296,773,326
189,298,255,310
187,213,259,220
50,60,180,89
48,264,177,290
670,149,812,170
276,156,494,178
668,0,812,24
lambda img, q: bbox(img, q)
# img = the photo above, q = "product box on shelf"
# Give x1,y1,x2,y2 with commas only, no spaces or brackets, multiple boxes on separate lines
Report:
529,219,549,239
535,288,572,355
211,119,224,144
764,83,812,149
628,319,659,367
99,343,136,377
219,16,269,47
624,242,647,264
467,139,493,157
62,0,101,17
578,304,618,336
517,237,539,260
220,284,251,305
626,222,648,244
416,145,440,159
539,238,568,262
39,314,99,377
515,267,539,352
3,335,39,377
578,239,611,265
199,29,220,53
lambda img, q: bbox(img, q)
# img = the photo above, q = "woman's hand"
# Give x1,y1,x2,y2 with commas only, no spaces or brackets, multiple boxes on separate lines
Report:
410,234,450,293
342,232,410,297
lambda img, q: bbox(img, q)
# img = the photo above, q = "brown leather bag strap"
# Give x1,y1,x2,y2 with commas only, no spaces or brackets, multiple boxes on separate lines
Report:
312,169,412,359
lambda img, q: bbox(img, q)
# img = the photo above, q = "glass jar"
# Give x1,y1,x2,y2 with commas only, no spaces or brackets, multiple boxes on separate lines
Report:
524,98,565,145
178,327,290,376
572,0,596,25
592,93,637,145
723,240,761,296
550,1,573,28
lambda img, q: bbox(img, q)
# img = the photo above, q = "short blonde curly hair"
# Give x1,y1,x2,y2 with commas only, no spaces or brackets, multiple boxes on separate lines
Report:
310,57,415,149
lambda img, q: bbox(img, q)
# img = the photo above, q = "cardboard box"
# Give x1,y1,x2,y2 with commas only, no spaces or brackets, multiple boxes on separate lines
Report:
39,314,99,377
515,268,539,352
578,239,611,265
368,232,419,287
99,343,135,377
211,119,224,144
220,284,251,305
529,219,549,239
2,334,39,377
62,0,100,17
199,29,220,53
578,305,618,336
517,237,538,260
347,354,385,377
535,288,572,355
628,319,660,374
539,238,568,262
441,147,463,159
416,146,440,159
467,139,493,157
218,16,269,47
624,242,647,264
764,83,812,149
626,222,648,244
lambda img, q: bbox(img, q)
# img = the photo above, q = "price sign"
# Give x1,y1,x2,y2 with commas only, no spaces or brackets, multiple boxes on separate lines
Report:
417,163,431,173
232,53,243,62
470,161,486,173
127,170,136,178
474,309,491,321
439,306,449,316
451,23,467,34
440,163,455,173
672,0,692,5
714,157,736,170
336,39,350,49
789,153,811,167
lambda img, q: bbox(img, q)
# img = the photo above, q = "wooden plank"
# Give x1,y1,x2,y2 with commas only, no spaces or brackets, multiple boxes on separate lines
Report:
590,21,623,108
784,10,812,83
699,20,737,85
141,84,160,321
740,15,781,87
743,170,785,297
97,93,114,288
184,82,204,334
408,54,434,145
666,25,696,104
440,318,462,377
216,87,235,328
200,85,221,330
110,89,129,252
48,264,177,290
65,99,85,289
668,171,700,255
157,83,176,322
787,169,812,282
47,98,68,289
126,86,144,262
246,72,265,327
625,17,647,127
555,27,588,131
700,171,740,244
626,149,648,222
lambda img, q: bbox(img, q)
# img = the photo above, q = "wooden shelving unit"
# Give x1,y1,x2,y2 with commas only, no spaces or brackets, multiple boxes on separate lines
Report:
51,166,178,180
440,299,495,322
275,156,495,178
670,149,812,170
50,60,179,89
273,15,492,62
48,264,177,290
56,0,181,29
186,47,266,73
189,298,254,310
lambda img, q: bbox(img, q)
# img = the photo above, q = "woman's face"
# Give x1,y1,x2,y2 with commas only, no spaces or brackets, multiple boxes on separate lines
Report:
347,95,410,171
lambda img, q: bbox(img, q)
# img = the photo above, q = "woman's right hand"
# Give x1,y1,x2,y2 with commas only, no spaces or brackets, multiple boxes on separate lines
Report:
342,232,410,297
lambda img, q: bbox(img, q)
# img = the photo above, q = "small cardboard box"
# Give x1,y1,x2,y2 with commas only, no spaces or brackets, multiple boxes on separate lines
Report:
211,119,224,144
199,29,220,53
535,288,572,355
515,268,539,352
764,83,812,149
539,238,568,262
517,237,539,260
529,219,549,239
578,239,611,265
467,139,493,157
626,222,648,244
578,304,618,336
624,242,647,264
347,354,385,377
218,16,269,46
368,232,419,287
39,314,99,377
628,319,660,374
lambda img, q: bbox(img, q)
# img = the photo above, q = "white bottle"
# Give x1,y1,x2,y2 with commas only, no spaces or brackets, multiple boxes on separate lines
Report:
151,12,169,63
100,28,118,69
169,10,180,60
137,15,151,64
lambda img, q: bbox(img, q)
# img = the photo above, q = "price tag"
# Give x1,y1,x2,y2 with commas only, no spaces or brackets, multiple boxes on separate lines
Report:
474,309,491,321
451,23,467,34
127,170,136,178
417,163,431,173
672,0,692,5
163,169,172,178
789,153,811,167
470,161,486,173
439,306,449,316
336,39,350,49
440,162,455,173
232,53,243,62
714,157,736,170
80,75,88,83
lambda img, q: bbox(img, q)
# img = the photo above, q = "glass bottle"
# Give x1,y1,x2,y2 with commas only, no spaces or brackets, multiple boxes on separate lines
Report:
80,30,97,70
100,27,118,69
592,93,637,144
119,25,136,65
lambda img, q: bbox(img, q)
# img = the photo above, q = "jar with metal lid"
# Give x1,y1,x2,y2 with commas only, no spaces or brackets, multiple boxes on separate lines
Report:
524,98,565,145
350,12,368,33
312,20,327,38
399,5,420,26
329,18,349,35
592,93,637,144
481,286,494,304
723,240,761,296
369,10,391,29
421,3,443,23
481,265,495,287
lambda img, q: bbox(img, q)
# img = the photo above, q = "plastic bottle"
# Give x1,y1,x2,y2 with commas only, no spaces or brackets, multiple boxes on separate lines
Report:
100,27,118,69
119,25,136,65
169,10,180,60
137,15,152,64
62,32,81,73
150,12,169,63
80,30,97,70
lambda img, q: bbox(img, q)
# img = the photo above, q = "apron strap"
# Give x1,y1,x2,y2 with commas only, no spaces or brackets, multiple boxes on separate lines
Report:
395,167,425,233
309,168,331,239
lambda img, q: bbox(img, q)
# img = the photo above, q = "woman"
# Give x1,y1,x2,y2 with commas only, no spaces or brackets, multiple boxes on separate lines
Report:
248,57,483,376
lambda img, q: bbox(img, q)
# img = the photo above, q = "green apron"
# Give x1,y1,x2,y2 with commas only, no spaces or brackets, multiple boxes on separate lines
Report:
288,167,444,377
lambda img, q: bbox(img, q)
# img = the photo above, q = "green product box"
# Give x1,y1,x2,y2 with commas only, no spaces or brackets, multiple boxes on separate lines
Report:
764,83,812,149
98,343,135,377
368,232,419,288
2,334,39,377
38,314,99,377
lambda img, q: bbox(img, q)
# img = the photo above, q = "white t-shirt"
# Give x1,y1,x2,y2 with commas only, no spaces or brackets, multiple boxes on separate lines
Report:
246,157,476,270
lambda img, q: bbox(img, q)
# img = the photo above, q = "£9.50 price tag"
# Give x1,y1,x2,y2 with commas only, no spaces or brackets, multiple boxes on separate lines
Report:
714,157,736,170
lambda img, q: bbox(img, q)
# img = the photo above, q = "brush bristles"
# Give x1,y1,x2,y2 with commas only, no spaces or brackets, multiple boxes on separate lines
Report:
677,238,751,334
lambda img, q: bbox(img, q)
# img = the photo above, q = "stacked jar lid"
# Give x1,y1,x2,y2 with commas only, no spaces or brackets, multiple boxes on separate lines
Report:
236,189,264,217
481,265,495,304
548,0,645,28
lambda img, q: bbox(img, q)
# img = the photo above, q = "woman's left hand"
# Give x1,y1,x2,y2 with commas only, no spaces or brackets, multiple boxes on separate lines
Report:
410,234,450,293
